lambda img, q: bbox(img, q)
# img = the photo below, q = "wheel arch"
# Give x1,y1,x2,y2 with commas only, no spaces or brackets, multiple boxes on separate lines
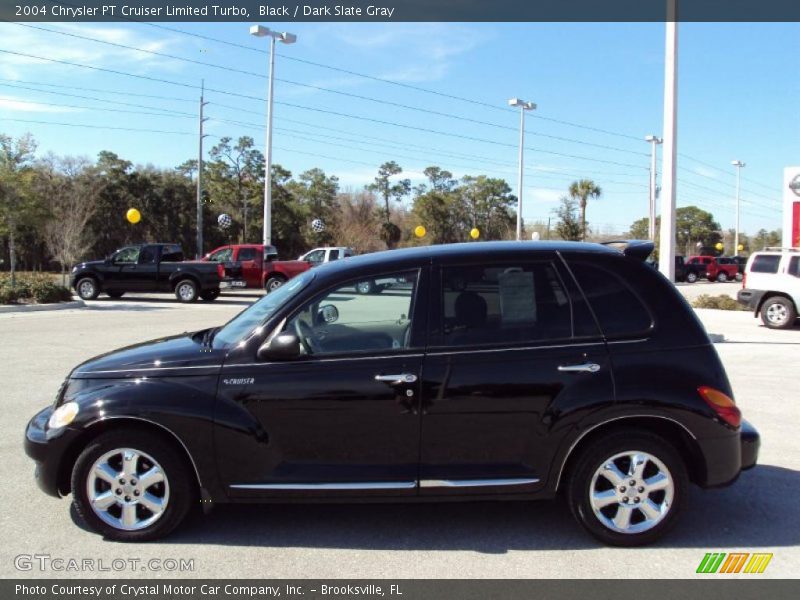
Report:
554,415,705,493
169,273,201,290
74,271,102,289
56,417,204,499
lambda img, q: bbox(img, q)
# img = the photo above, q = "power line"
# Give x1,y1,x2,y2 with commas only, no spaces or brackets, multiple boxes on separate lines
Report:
0,96,196,119
1,117,195,136
679,152,783,198
7,22,647,157
0,77,195,103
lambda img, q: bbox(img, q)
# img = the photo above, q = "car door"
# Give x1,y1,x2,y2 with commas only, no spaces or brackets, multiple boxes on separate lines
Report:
236,247,262,288
132,245,160,291
108,246,142,290
216,267,427,498
419,255,614,496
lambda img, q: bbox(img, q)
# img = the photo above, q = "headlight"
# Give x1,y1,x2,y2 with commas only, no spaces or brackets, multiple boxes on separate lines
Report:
48,402,79,429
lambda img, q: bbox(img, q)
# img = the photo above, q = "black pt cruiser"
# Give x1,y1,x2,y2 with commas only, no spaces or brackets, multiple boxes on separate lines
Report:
25,241,760,546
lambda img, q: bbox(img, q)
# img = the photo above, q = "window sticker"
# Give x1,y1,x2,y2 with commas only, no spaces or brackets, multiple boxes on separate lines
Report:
498,270,536,324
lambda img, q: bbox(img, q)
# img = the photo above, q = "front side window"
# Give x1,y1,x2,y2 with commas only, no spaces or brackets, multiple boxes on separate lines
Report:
304,250,325,265
751,254,781,274
138,246,158,264
113,247,140,264
568,262,653,338
286,270,418,356
441,262,588,347
207,248,233,263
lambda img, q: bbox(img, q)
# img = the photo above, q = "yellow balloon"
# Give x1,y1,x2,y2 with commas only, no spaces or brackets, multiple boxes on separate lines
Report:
737,244,744,251
414,225,426,238
715,242,724,251
126,208,141,224
469,228,480,240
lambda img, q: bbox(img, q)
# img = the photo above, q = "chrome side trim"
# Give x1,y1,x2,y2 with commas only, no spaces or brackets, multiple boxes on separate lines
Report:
229,481,417,490
419,478,539,488
226,353,425,367
76,364,222,375
425,342,604,357
553,414,697,492
606,339,649,345
84,416,203,489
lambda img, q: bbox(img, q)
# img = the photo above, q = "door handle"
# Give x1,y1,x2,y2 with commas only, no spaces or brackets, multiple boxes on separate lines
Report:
558,362,601,373
374,373,418,384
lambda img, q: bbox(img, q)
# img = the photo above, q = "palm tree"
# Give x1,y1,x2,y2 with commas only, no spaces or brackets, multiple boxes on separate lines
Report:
568,179,602,241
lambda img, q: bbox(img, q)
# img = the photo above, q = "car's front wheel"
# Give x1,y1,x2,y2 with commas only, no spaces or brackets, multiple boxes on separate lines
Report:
71,429,194,542
761,296,797,330
567,432,687,546
76,277,100,300
686,272,697,283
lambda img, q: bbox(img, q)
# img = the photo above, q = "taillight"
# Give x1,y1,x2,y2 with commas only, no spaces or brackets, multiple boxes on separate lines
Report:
698,386,741,428
217,263,225,278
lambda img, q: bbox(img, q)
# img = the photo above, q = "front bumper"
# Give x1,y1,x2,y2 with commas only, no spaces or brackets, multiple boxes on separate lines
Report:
24,406,82,498
737,288,765,313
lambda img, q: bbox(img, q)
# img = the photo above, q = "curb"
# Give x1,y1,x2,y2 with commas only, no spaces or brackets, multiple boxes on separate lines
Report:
0,298,86,314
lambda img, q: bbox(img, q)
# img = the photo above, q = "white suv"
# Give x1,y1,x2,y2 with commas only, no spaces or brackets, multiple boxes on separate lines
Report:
298,247,354,266
737,248,800,329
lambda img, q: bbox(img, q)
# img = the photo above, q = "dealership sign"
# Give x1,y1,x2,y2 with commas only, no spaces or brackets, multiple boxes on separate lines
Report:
784,167,800,248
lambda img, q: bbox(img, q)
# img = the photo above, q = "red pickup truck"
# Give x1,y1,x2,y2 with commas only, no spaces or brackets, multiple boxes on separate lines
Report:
203,244,310,292
686,255,740,282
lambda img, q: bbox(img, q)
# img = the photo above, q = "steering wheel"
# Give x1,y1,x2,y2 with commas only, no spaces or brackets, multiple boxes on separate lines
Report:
294,319,322,355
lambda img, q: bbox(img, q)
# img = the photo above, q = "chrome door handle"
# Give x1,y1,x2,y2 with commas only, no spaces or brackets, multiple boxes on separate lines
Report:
375,373,418,384
558,362,601,373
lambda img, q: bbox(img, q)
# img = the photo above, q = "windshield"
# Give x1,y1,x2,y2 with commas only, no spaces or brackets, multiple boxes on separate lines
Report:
213,271,315,348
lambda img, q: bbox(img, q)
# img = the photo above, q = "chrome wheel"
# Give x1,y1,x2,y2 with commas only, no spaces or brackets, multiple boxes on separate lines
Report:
86,448,169,531
356,281,373,294
177,283,195,301
78,280,95,298
766,303,788,326
267,278,284,292
589,451,674,535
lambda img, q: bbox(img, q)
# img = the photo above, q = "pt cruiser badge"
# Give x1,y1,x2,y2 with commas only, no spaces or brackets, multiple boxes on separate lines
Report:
25,241,760,545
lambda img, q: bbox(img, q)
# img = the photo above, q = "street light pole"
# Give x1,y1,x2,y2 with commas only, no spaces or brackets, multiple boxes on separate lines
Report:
250,25,297,248
658,1,679,281
196,79,208,259
731,160,746,255
645,135,662,241
508,98,536,241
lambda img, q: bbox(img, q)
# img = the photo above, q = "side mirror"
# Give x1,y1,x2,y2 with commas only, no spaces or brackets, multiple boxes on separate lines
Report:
318,304,339,324
257,333,301,361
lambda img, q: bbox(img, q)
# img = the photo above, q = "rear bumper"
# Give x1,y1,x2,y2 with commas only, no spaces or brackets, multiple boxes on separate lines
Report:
220,278,247,289
696,419,760,487
737,288,765,312
740,419,760,471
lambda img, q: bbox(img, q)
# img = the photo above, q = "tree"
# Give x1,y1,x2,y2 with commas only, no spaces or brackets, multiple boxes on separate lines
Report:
286,168,339,246
675,206,721,255
367,161,410,249
459,175,516,240
628,217,652,241
568,179,602,241
36,156,101,284
553,196,582,241
333,189,384,253
411,167,463,244
0,133,39,286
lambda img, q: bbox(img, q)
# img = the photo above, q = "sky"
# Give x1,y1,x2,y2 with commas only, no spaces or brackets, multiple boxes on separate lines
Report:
0,21,798,236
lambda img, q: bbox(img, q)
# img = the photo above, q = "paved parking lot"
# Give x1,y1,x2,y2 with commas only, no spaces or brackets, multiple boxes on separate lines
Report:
0,290,798,579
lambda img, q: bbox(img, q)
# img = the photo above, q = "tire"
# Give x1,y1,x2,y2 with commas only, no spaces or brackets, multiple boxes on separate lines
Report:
356,280,375,295
200,289,220,302
685,272,697,284
567,431,687,547
716,272,728,283
265,276,286,293
761,296,797,330
174,279,198,303
76,277,99,300
71,429,195,542
107,291,125,299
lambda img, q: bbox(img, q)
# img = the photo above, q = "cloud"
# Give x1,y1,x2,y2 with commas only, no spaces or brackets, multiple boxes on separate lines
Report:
0,95,77,113
528,187,564,204
693,166,719,179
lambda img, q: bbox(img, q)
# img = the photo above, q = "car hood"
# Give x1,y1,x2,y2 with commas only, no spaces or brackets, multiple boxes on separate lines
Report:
72,330,225,379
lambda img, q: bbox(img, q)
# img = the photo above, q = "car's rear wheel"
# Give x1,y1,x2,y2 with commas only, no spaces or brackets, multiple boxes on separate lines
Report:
356,280,375,294
174,279,198,303
265,276,286,293
71,429,194,542
76,277,99,300
686,272,697,283
717,272,728,283
761,296,797,330
567,432,687,546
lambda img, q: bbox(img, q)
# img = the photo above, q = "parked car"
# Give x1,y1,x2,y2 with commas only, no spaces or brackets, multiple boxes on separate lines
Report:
737,247,800,329
686,255,739,282
299,246,354,266
645,255,693,282
203,244,310,292
718,256,746,281
71,243,224,303
26,240,759,546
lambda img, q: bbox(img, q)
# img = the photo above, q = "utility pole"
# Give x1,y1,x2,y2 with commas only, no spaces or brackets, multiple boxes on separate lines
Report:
732,160,746,255
645,135,663,240
508,98,536,241
658,0,678,281
196,80,208,259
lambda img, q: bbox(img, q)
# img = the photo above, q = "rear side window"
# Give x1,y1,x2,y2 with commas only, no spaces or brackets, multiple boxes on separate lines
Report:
138,246,158,264
161,245,183,262
238,248,257,261
567,262,653,338
440,262,598,347
750,255,781,274
789,257,800,278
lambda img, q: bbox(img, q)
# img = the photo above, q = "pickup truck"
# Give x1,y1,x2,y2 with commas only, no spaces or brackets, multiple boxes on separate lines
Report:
71,243,224,302
203,244,310,292
299,246,354,266
686,255,740,283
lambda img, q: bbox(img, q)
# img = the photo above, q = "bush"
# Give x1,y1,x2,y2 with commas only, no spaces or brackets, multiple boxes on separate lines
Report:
0,273,72,305
692,294,748,311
